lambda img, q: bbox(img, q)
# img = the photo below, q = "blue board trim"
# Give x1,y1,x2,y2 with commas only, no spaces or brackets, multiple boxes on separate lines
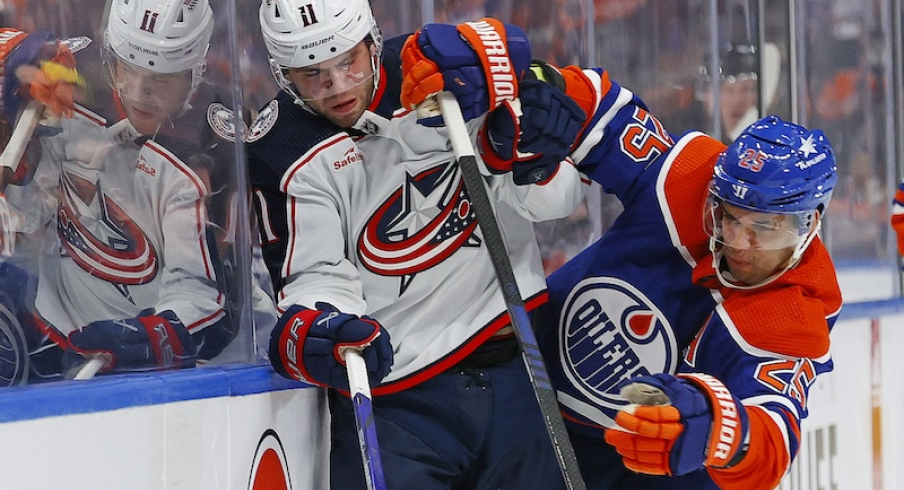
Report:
0,363,313,424
838,298,904,320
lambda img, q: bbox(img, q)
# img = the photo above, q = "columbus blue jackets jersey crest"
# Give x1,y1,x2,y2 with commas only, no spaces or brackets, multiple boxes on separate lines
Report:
357,161,481,287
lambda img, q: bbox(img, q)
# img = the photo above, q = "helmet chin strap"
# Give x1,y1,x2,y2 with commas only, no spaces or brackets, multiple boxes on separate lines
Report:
711,214,822,291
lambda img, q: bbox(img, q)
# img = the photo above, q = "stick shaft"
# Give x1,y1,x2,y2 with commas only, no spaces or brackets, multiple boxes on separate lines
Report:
346,350,388,490
0,100,42,179
437,92,587,490
72,355,105,380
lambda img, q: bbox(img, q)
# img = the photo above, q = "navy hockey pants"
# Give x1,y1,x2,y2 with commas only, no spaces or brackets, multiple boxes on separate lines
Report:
328,353,567,490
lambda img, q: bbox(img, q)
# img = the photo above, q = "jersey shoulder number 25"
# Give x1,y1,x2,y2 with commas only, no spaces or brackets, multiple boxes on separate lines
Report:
618,107,674,163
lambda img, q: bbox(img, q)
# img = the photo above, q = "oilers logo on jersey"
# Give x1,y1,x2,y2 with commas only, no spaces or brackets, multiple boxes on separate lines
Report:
357,161,480,290
559,276,678,420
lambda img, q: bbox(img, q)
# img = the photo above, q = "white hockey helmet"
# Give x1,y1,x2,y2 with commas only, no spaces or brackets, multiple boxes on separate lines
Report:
260,0,382,69
104,0,213,84
259,0,382,105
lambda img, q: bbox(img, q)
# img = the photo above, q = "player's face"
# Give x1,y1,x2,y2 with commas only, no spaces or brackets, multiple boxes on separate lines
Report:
718,203,797,285
286,41,376,128
110,58,193,135
719,78,758,133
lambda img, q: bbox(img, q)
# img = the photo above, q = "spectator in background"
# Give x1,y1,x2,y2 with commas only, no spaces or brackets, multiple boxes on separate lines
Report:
668,42,781,144
827,150,887,258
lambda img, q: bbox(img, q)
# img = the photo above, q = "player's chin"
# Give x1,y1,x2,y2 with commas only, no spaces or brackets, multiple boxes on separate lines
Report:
129,115,166,136
725,255,758,281
324,104,365,128
124,106,170,134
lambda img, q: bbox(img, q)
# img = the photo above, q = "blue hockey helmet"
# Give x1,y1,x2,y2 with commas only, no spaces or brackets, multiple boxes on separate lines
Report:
705,116,837,288
711,115,837,218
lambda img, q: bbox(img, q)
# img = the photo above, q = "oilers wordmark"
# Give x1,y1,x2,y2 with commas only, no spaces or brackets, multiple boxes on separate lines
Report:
568,299,648,394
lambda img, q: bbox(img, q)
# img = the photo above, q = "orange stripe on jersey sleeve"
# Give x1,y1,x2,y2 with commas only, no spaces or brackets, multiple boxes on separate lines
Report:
558,65,605,125
708,406,791,490
661,134,726,262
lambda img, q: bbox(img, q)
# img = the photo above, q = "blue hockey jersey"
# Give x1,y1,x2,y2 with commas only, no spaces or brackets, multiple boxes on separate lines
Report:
537,66,843,489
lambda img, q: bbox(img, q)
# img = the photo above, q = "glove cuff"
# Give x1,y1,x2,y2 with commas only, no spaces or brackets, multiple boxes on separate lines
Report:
478,124,514,174
455,18,528,106
136,310,196,368
270,305,324,387
891,212,904,256
678,373,750,469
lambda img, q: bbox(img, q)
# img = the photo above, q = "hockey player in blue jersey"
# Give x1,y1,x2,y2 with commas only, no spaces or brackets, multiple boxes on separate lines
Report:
251,2,589,489
404,39,842,490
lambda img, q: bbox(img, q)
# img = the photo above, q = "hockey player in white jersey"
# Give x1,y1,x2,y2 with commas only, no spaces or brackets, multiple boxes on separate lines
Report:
252,1,589,488
0,0,273,379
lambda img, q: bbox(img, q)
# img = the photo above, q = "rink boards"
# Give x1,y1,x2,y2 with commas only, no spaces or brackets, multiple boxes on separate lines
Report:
0,267,901,489
0,365,330,490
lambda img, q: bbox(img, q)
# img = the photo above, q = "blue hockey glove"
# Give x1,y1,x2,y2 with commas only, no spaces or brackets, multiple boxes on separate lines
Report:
269,302,393,391
604,373,750,476
67,310,197,373
479,78,585,185
401,18,531,125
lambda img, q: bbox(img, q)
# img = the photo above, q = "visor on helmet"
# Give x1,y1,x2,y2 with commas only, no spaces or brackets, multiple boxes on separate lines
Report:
275,41,375,102
704,194,813,251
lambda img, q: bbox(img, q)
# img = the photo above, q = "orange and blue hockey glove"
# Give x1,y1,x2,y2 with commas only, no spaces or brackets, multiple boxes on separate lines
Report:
400,18,531,126
0,29,83,123
604,373,750,476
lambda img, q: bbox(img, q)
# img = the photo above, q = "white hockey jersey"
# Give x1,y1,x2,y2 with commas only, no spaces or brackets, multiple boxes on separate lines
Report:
248,45,588,392
19,105,227,338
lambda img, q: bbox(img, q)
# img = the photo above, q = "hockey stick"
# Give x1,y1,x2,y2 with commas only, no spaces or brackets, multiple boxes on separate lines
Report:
344,348,387,490
71,355,106,380
0,99,42,188
435,92,587,490
0,100,42,257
